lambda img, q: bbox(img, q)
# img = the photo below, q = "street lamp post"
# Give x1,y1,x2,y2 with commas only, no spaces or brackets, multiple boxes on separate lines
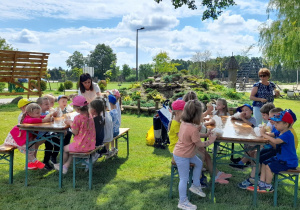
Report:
136,27,145,81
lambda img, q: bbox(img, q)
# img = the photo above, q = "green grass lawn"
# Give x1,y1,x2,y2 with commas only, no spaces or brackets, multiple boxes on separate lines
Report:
0,97,299,209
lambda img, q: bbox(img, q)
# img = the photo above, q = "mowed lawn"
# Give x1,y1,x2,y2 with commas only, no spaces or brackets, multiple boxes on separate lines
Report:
0,97,299,210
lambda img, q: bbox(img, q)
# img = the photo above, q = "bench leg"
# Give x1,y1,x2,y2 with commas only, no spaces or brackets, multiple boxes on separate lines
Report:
293,175,298,208
274,173,279,206
9,150,14,184
169,165,175,198
188,167,193,201
89,156,93,190
73,157,76,188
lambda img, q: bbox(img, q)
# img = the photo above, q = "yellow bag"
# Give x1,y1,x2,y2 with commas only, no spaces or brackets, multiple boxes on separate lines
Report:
146,125,155,146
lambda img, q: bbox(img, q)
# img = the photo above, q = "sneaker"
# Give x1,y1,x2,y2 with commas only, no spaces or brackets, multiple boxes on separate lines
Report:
178,199,197,210
50,157,57,164
230,157,241,164
27,162,38,170
111,148,118,156
247,185,274,193
229,163,247,170
92,153,100,163
53,164,68,174
105,150,114,159
200,174,208,188
34,160,45,169
238,178,254,189
218,172,232,179
189,184,206,197
44,161,53,170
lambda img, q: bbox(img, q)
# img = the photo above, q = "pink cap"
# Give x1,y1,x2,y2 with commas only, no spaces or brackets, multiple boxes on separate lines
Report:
172,100,185,111
113,89,120,98
70,95,88,107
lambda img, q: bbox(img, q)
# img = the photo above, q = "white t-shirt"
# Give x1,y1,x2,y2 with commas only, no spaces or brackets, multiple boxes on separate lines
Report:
78,82,101,103
103,111,113,143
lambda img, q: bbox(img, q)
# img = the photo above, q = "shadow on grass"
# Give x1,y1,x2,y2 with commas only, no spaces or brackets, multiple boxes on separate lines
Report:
152,146,172,158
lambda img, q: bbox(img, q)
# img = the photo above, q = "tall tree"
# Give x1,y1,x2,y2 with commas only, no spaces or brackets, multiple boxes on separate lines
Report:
259,0,300,69
0,37,15,50
154,0,236,20
139,64,154,80
88,44,117,79
66,51,85,70
153,51,180,73
109,61,120,81
122,64,131,80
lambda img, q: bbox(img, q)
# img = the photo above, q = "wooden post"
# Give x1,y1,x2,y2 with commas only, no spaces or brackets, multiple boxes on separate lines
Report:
155,100,159,110
137,99,140,115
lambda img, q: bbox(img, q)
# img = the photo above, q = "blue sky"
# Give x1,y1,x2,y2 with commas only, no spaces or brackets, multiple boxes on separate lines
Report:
0,0,271,70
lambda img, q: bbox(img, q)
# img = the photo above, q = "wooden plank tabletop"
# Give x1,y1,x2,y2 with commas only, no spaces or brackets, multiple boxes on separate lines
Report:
206,116,268,144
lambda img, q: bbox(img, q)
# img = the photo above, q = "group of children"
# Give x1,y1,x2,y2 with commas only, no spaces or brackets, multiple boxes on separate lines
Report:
167,91,298,210
3,90,121,174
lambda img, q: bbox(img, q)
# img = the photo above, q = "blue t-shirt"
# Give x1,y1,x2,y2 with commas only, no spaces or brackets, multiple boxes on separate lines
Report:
109,109,120,135
276,130,298,168
252,82,276,108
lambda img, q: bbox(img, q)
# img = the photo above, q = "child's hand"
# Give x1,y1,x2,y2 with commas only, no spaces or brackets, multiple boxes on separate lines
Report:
42,117,53,123
64,119,72,125
208,133,217,143
260,127,266,136
260,98,267,103
240,112,246,119
206,104,214,114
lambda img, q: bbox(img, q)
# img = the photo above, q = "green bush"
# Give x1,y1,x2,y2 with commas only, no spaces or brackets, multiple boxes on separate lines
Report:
143,78,154,83
98,80,107,92
163,75,172,83
224,88,242,100
207,93,221,100
64,80,73,90
0,82,5,92
145,88,153,93
40,80,47,91
198,93,210,103
172,91,185,100
283,88,288,94
131,91,141,100
125,75,136,82
200,81,209,90
58,83,65,92
214,84,225,91
30,80,37,89
180,69,189,75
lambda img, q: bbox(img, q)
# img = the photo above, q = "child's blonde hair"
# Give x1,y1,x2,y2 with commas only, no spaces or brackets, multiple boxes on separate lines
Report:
215,98,228,115
181,100,203,125
36,97,49,105
43,94,56,102
20,103,41,124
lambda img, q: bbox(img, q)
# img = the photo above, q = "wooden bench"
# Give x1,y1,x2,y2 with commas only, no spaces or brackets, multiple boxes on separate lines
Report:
114,128,130,156
0,50,50,98
274,167,300,208
70,145,104,190
0,145,17,184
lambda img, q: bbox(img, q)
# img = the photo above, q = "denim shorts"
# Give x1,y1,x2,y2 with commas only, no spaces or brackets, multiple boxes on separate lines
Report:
263,157,289,174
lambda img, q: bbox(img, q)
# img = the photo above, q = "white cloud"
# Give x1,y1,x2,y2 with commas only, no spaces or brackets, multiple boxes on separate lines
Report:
13,29,40,44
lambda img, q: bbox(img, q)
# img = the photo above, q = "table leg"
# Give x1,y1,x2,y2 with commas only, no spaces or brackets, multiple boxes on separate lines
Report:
9,150,14,184
231,143,234,160
58,133,64,188
253,145,261,206
25,131,29,186
211,142,218,203
126,132,129,156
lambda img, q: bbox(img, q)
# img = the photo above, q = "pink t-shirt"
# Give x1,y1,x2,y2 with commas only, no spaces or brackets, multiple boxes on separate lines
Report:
69,114,96,152
173,122,203,158
10,115,45,146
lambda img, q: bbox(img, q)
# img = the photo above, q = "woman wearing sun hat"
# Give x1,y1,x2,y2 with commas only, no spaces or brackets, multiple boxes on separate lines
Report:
250,68,276,125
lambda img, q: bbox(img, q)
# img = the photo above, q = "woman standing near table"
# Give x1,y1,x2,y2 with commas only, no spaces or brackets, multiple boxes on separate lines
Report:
78,73,101,103
250,68,276,125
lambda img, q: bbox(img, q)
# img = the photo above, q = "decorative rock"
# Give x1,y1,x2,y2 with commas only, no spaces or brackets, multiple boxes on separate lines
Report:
155,77,161,82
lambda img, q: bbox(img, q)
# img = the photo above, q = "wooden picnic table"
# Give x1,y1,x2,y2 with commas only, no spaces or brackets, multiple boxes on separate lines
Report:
207,116,269,206
17,112,78,188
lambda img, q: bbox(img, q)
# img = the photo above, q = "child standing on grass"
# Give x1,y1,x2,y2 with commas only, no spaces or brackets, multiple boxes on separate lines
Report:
247,110,298,193
54,95,96,174
17,98,33,123
168,99,185,154
173,100,216,210
4,103,53,170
